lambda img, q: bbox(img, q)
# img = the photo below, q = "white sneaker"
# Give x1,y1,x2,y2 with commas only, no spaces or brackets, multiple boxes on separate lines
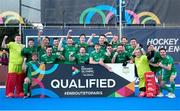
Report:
157,92,164,97
167,93,176,98
165,93,171,97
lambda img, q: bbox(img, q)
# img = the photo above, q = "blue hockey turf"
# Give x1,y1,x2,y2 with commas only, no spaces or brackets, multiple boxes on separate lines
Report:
0,87,180,110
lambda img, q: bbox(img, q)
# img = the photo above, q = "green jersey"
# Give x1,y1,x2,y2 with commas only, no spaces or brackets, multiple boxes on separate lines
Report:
37,46,46,62
76,53,89,64
125,44,134,55
26,61,39,81
75,42,89,51
111,41,120,49
52,46,59,53
90,50,104,62
147,51,161,72
63,45,77,64
41,53,60,64
104,51,115,63
22,46,37,62
159,55,177,79
52,46,64,63
115,51,131,63
154,51,162,63
99,44,107,53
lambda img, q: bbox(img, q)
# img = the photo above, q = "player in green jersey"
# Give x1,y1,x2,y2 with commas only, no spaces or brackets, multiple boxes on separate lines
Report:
109,35,120,50
90,43,112,71
76,47,89,64
156,48,177,98
52,38,64,63
147,44,162,87
21,38,37,63
62,37,77,64
95,34,107,53
104,44,115,63
121,36,132,54
57,30,77,64
88,32,112,53
37,31,50,62
147,44,162,71
41,46,64,64
112,44,132,65
52,37,59,53
75,34,89,51
89,43,104,64
23,53,39,98
130,38,144,56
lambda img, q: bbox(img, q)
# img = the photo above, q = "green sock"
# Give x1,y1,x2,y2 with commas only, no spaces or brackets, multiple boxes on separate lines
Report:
170,82,175,93
160,87,163,93
23,83,29,95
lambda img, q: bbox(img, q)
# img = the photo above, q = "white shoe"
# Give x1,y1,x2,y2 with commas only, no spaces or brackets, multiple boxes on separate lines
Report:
165,93,171,97
157,92,164,97
167,93,176,98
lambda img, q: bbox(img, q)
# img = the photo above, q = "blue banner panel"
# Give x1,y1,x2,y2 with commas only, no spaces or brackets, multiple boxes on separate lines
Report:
31,64,135,98
123,27,180,62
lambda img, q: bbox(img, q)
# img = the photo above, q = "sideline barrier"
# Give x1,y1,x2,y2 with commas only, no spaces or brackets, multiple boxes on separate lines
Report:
31,63,135,98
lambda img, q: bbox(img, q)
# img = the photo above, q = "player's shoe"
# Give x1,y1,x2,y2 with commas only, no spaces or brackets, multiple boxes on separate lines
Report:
6,92,15,98
146,92,154,98
24,93,31,99
157,92,164,97
138,91,146,97
166,93,176,98
16,92,24,98
165,93,171,97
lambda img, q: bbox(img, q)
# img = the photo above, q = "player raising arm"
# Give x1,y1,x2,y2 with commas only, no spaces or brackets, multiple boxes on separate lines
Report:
2,35,25,98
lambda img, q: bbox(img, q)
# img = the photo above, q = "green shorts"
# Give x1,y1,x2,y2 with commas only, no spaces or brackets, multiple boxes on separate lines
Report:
157,69,177,81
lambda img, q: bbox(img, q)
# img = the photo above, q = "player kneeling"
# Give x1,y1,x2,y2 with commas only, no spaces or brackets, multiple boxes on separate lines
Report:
23,53,38,98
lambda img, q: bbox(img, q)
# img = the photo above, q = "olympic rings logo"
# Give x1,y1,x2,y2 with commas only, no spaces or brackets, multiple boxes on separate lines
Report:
79,5,161,25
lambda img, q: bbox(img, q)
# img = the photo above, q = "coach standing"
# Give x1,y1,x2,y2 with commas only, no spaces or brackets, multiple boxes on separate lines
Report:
1,35,25,98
